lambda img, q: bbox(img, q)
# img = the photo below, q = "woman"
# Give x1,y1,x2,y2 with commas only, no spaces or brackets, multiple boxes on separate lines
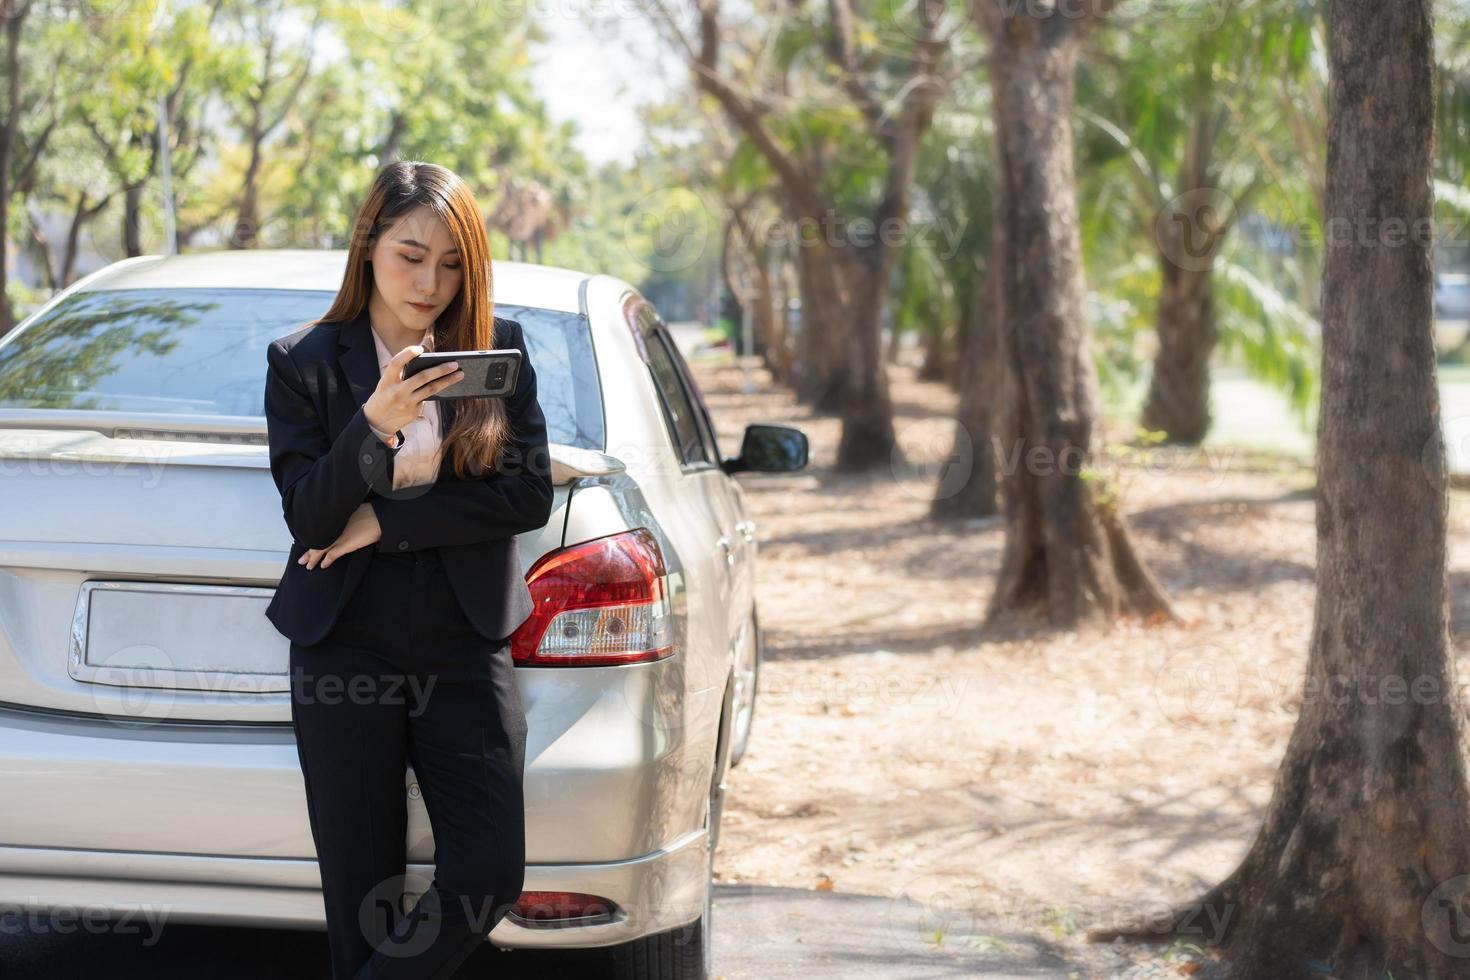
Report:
262,160,554,980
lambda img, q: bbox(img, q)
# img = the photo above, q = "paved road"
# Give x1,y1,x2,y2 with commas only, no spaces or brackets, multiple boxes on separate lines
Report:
0,884,1076,978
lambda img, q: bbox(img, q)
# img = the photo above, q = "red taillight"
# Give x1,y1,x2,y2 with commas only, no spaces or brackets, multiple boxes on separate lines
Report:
510,527,674,666
511,890,618,922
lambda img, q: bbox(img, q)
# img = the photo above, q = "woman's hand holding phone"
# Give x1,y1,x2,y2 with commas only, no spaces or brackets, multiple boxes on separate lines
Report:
300,346,462,570
363,343,464,436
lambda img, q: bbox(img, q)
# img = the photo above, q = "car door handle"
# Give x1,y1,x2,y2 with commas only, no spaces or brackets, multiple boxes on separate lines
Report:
716,537,735,567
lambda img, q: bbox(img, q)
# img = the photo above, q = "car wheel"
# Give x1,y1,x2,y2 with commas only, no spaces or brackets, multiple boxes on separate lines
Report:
608,782,715,980
728,608,761,768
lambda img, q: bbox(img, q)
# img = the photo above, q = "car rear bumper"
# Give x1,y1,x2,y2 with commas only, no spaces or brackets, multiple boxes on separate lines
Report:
0,651,718,950
0,828,709,949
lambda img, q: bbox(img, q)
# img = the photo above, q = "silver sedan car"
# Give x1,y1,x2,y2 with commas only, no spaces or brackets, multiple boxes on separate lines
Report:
0,250,808,978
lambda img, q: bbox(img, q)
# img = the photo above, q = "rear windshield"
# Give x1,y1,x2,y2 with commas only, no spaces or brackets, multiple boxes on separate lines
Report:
0,288,605,451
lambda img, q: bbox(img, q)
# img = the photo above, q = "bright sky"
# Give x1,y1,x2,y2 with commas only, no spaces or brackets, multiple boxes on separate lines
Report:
526,4,678,167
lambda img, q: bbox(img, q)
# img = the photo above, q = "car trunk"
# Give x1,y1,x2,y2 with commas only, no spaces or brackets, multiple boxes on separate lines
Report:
0,421,575,724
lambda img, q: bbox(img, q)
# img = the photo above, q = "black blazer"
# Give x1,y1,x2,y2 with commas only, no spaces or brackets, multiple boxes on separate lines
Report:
262,305,555,648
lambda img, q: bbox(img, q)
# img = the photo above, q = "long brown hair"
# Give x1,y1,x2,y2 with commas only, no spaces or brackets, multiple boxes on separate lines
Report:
315,160,510,479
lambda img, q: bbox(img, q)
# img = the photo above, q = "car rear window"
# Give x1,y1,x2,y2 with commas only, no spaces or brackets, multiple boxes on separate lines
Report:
0,288,605,451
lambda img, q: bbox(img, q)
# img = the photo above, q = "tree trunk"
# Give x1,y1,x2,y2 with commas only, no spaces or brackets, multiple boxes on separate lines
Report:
232,146,261,249
792,243,851,412
836,248,898,471
60,197,85,287
981,9,1171,628
933,256,998,519
62,191,110,288
767,259,795,383
377,110,406,165
752,248,776,367
725,201,778,366
1140,260,1216,444
719,214,748,350
24,206,55,291
123,182,144,257
918,323,948,380
1141,106,1223,446
1090,3,1470,976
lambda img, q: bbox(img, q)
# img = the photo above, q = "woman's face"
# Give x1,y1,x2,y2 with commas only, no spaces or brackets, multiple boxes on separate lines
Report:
368,204,465,332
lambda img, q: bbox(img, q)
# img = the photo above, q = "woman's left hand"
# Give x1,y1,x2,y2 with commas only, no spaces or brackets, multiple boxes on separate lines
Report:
298,503,382,569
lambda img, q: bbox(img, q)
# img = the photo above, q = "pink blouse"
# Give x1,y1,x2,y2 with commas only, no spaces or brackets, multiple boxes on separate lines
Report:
366,325,444,490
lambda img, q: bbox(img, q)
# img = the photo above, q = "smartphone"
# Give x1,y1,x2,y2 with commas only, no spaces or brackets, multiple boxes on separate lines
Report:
402,349,521,400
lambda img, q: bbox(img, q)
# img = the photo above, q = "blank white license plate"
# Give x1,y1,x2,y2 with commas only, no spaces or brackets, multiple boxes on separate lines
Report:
71,581,289,693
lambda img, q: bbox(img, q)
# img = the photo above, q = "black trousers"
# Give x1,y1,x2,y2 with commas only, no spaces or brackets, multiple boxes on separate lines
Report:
288,545,528,980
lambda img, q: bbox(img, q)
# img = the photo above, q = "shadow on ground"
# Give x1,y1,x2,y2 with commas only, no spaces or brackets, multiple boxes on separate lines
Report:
0,883,1080,978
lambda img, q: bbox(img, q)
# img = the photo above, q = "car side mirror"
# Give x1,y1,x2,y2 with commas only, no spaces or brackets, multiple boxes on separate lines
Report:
723,424,808,474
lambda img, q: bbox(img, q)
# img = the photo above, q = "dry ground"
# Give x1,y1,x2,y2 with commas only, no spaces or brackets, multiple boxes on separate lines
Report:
688,351,1470,978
